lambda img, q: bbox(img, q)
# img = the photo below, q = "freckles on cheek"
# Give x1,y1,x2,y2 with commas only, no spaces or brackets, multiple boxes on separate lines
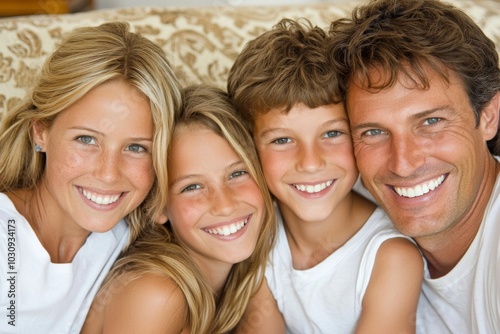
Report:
48,150,85,173
67,153,86,168
126,160,155,188
142,163,156,188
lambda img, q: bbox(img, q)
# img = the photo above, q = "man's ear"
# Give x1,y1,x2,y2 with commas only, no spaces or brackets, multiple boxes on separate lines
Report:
480,91,500,141
154,209,168,225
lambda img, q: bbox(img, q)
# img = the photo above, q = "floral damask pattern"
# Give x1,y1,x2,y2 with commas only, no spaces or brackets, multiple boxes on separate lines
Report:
0,0,499,119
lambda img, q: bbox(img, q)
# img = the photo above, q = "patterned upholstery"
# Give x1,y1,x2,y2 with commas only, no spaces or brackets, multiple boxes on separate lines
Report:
0,0,499,120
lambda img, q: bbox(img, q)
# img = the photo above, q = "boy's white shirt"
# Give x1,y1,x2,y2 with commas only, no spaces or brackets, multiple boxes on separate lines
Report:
265,205,409,333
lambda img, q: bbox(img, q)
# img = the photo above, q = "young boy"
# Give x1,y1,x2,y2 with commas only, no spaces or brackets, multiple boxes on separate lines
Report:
227,18,424,334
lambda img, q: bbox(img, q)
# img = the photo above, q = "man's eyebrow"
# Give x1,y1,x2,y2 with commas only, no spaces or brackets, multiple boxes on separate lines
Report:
408,106,455,122
351,122,381,133
351,106,454,132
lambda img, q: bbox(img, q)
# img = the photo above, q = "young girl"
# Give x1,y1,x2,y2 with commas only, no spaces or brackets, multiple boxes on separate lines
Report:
0,22,181,333
82,85,276,334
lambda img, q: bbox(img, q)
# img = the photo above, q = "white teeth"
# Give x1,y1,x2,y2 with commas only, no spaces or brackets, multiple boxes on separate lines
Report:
394,175,445,198
205,217,249,236
294,180,333,194
82,189,120,205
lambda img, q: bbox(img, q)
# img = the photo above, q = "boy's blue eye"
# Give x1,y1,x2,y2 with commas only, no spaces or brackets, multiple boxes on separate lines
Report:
76,135,95,145
324,130,342,138
272,137,291,145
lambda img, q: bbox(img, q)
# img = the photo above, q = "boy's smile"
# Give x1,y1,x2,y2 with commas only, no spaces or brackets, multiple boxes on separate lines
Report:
254,103,358,224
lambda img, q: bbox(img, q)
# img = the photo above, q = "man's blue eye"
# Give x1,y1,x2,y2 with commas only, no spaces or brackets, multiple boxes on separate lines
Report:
424,117,441,125
364,129,383,136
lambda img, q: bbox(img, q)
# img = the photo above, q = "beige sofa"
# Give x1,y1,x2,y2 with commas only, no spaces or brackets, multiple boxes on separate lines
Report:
0,0,500,119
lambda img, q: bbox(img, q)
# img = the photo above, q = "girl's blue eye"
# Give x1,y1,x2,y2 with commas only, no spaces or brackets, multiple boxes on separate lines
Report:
126,144,146,153
77,136,95,145
181,184,201,192
229,170,248,179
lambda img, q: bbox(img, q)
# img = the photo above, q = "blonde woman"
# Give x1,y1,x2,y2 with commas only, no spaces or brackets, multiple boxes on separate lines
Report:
0,22,181,333
82,85,276,334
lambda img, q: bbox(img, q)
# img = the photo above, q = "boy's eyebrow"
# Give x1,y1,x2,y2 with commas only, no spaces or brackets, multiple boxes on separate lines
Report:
258,127,286,139
258,117,349,138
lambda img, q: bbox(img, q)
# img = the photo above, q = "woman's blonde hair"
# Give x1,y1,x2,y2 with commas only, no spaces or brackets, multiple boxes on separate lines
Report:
100,85,276,333
0,22,182,240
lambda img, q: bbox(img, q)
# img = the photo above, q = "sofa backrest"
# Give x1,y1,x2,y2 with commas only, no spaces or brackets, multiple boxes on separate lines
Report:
0,1,499,120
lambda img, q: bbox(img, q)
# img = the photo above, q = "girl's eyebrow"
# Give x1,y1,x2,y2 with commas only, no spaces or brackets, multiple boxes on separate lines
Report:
170,174,200,188
226,160,245,170
170,160,245,186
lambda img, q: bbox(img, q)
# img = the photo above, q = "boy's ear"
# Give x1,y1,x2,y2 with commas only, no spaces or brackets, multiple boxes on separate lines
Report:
480,91,500,141
154,209,168,225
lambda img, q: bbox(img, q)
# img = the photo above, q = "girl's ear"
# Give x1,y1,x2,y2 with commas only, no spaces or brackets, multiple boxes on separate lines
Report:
480,91,500,141
154,208,168,225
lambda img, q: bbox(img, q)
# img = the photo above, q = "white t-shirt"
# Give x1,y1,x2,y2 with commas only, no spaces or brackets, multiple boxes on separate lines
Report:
266,206,408,334
416,159,500,334
0,193,130,334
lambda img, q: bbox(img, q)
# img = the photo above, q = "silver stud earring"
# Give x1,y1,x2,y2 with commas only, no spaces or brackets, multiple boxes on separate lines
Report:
35,144,42,153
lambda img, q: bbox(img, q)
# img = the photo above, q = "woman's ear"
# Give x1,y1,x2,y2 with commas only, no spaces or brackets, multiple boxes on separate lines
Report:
32,120,48,151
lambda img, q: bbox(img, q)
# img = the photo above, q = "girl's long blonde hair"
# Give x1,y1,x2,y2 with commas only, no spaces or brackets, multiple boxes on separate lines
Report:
99,85,276,333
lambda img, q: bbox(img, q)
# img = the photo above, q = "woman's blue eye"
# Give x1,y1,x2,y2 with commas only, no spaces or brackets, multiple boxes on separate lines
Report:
126,144,146,153
77,136,95,145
